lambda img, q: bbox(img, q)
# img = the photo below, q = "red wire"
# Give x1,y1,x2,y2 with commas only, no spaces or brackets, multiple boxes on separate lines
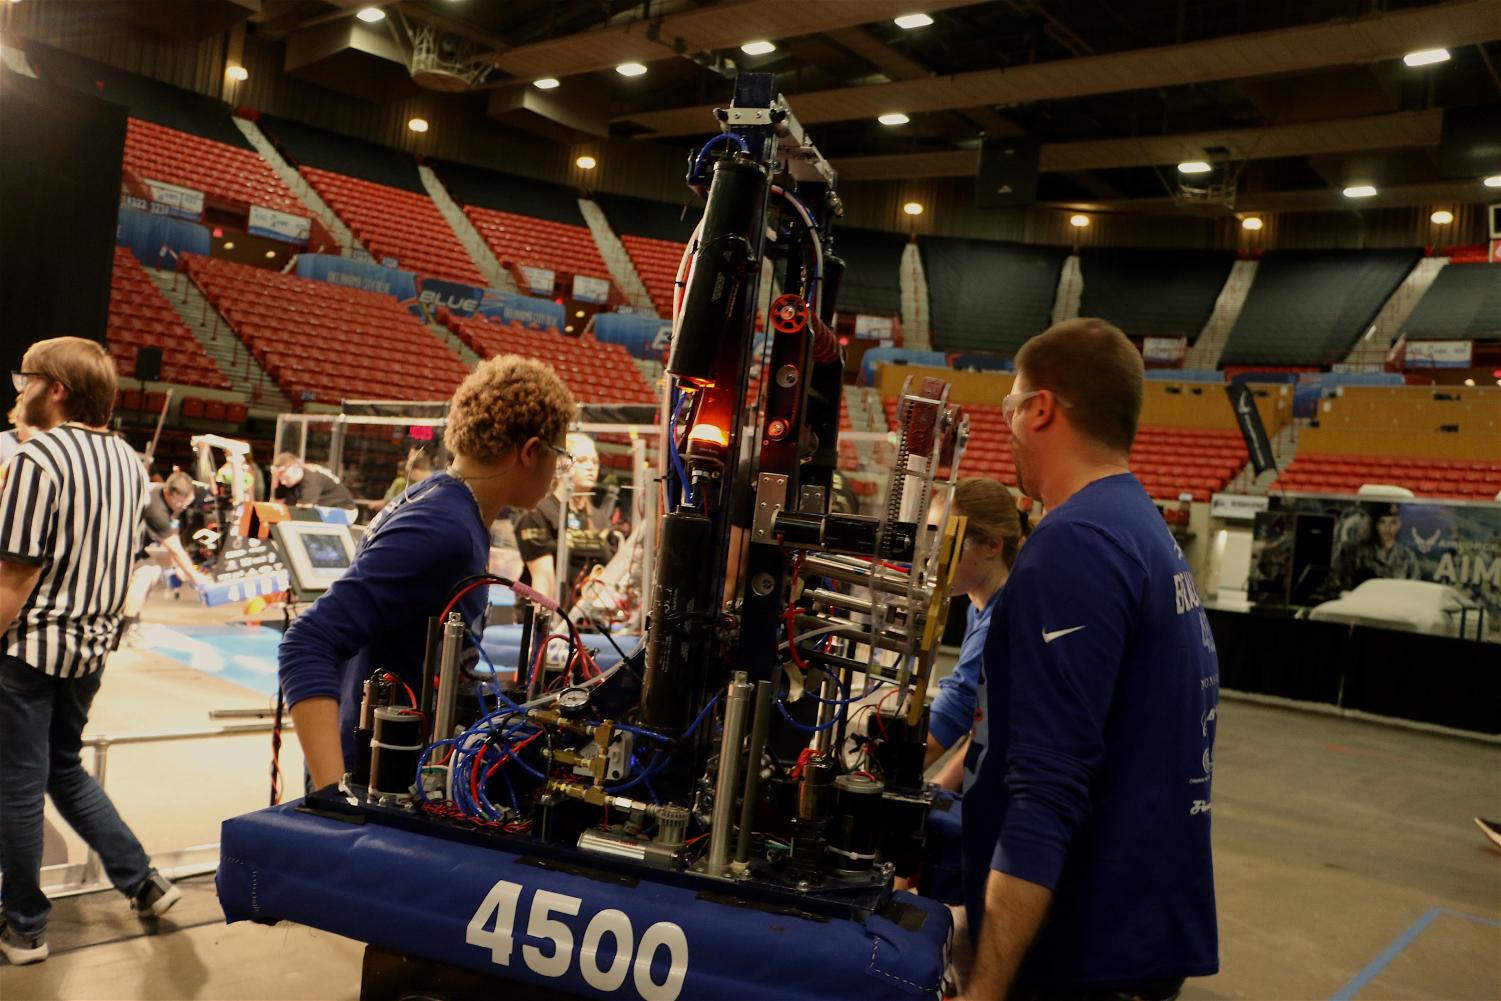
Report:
875,687,900,740
383,672,417,707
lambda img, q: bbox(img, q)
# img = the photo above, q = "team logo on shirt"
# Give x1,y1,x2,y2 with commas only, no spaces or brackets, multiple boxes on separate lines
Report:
1041,625,1086,643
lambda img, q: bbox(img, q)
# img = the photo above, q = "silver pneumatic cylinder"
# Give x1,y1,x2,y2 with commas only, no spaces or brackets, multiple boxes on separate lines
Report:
706,672,753,876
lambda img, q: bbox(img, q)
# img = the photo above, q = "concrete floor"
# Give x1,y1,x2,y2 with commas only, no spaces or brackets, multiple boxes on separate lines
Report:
2,594,1497,1000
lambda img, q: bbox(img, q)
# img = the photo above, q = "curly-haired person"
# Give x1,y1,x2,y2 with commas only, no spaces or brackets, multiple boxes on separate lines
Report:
279,356,576,789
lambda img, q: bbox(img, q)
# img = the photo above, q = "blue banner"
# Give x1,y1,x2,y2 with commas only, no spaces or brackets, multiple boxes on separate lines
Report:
115,206,211,270
594,312,670,360
860,348,948,386
295,253,417,301
413,276,568,331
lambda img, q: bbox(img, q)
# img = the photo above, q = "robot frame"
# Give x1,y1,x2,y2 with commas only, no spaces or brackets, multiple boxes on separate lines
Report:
304,69,971,974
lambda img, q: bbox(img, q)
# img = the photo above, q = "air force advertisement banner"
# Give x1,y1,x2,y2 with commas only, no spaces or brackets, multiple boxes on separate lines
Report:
1250,495,1501,640
248,205,312,245
295,253,418,301
1225,381,1275,475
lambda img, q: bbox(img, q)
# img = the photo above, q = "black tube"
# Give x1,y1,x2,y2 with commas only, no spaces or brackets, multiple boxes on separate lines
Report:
368,708,423,800
734,680,774,864
829,774,884,873
517,599,537,701
642,510,716,734
419,616,440,743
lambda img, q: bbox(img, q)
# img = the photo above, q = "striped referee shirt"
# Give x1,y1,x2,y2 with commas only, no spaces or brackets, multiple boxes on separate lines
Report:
0,425,148,678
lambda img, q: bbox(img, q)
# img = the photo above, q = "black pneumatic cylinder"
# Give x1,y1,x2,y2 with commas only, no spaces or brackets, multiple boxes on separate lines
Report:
368,707,423,801
829,774,884,873
642,510,716,734
669,157,767,386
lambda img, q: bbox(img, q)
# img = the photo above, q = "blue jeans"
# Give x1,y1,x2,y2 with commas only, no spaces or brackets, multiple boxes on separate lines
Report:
0,656,152,936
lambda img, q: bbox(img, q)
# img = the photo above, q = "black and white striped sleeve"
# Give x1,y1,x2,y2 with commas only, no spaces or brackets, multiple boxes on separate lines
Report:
0,453,58,567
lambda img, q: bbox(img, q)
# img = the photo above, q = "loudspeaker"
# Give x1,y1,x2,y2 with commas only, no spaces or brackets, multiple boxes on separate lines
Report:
975,136,1041,208
135,346,163,383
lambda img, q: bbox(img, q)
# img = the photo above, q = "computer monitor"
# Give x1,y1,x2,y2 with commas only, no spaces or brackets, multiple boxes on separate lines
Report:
271,521,357,599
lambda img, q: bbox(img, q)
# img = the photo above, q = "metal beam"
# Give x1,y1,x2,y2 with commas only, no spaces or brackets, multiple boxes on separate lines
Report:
832,110,1443,180
618,0,1501,136
1053,179,1492,214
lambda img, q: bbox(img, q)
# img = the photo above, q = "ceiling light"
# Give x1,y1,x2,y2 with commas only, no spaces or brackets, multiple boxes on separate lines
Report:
565,325,575,333
1484,175,1501,188
1177,160,1212,174
575,310,585,318
534,77,560,90
1402,48,1450,67
575,155,597,170
1069,214,1090,228
355,7,385,23
616,62,647,77
741,40,776,56
223,241,235,250
407,117,429,133
1430,209,1454,224
1241,216,1264,231
1343,184,1377,198
903,202,924,216
265,250,277,259
894,13,934,29
225,64,248,82
878,112,910,126
1463,378,1475,387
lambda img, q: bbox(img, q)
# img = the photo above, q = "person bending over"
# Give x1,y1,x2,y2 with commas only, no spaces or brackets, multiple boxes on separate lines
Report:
141,470,213,588
270,453,357,511
957,319,1219,1001
0,339,181,966
924,477,1024,792
278,357,576,790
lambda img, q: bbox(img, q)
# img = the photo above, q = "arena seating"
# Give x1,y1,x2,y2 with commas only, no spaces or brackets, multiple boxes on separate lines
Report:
881,396,1246,501
108,246,229,389
1272,456,1501,500
1220,249,1421,366
1400,262,1501,340
920,237,1068,352
182,254,470,404
465,206,615,296
175,395,249,424
300,167,485,286
125,118,303,215
440,310,655,404
1078,247,1236,342
619,235,683,318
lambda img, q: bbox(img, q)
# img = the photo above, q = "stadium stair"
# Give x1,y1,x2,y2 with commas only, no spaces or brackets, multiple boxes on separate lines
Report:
1183,260,1257,370
232,116,359,253
578,199,656,313
899,242,931,349
1341,256,1449,368
418,164,517,293
145,264,293,414
1050,254,1083,325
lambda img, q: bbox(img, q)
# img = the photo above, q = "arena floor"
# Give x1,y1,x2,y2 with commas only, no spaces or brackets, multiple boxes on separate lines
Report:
3,594,1497,1001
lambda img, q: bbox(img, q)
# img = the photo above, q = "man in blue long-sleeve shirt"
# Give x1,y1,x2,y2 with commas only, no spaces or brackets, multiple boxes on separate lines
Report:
278,357,576,790
959,319,1219,1000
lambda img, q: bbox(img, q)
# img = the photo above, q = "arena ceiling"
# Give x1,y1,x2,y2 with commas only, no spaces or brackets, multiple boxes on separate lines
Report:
68,0,1501,212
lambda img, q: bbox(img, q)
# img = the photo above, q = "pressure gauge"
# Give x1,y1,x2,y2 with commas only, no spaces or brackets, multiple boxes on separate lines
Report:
557,686,592,720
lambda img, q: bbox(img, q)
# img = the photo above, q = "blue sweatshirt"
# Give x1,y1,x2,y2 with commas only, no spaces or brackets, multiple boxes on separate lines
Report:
278,474,490,770
929,592,996,750
962,473,1219,989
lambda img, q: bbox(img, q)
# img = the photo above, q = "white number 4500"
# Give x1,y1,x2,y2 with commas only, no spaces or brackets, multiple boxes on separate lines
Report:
465,879,689,1001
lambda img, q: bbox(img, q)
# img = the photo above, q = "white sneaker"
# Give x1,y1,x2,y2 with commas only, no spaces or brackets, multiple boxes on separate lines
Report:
0,920,48,965
129,871,182,919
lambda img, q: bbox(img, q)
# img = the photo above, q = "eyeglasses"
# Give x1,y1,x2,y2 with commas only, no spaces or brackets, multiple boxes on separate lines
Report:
1001,388,1074,423
545,441,574,472
11,371,57,393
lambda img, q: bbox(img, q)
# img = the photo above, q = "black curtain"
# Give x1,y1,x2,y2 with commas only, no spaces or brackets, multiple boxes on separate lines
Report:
0,68,127,397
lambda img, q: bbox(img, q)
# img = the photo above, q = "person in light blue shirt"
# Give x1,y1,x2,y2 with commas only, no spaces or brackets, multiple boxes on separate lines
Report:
924,476,1025,790
958,319,1218,1001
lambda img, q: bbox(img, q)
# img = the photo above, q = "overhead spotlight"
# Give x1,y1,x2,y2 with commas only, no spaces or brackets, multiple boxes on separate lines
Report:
1343,184,1377,198
264,250,276,259
355,7,385,23
575,155,597,170
1484,175,1501,188
1431,209,1454,224
903,201,924,216
1402,48,1450,67
565,325,575,333
407,117,429,133
225,64,248,82
740,40,776,56
894,13,934,29
878,112,910,126
615,62,648,77
534,77,560,90
1463,378,1476,387
223,241,235,250
1177,160,1212,174
1241,216,1264,231
575,310,585,318
1069,214,1090,228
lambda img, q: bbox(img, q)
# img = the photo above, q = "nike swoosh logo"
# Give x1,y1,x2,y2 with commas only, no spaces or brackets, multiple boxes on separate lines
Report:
1042,626,1086,643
